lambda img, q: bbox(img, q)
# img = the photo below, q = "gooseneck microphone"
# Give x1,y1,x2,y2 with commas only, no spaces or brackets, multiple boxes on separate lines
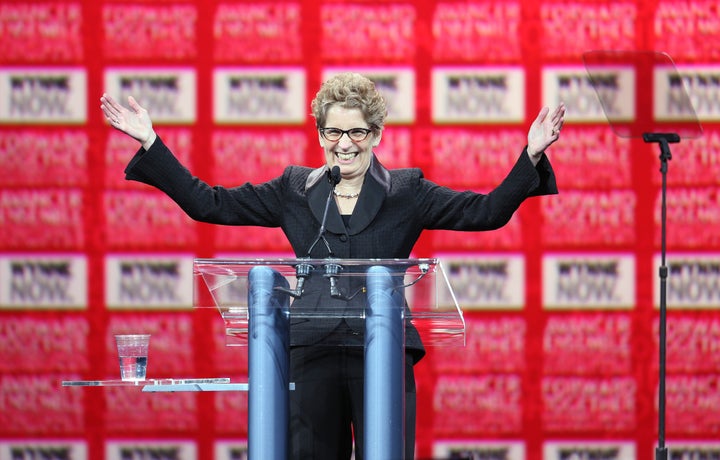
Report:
313,166,362,300
306,166,341,257
276,166,341,298
329,166,342,190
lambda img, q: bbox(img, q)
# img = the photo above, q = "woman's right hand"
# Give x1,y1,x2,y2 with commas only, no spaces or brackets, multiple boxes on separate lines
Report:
100,93,156,150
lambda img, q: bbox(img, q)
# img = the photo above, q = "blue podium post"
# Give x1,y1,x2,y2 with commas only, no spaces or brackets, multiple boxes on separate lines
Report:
247,266,290,460
365,265,405,460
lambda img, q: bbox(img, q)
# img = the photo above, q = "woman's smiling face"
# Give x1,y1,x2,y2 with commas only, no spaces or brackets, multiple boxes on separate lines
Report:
319,105,380,181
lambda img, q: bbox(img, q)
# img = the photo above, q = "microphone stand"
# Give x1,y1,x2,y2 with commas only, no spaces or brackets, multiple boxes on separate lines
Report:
642,132,679,460
306,168,363,301
276,167,340,298
306,181,336,259
274,166,363,301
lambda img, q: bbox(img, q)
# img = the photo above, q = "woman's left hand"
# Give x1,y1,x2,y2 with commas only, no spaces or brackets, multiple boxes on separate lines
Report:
527,103,566,165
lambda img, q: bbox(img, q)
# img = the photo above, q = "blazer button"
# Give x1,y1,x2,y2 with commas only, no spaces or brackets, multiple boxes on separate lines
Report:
340,234,348,242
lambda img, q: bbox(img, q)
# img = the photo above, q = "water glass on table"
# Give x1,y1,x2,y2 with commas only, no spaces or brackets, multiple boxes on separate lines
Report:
115,334,150,381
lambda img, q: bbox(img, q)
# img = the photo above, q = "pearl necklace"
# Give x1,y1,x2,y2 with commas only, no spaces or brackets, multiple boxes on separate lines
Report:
333,189,360,199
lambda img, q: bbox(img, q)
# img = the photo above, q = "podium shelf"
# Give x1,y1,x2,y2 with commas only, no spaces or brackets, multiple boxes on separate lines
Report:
62,377,230,388
61,378,296,392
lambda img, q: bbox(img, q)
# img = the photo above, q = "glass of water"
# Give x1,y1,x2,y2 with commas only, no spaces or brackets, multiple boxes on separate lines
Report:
115,334,150,381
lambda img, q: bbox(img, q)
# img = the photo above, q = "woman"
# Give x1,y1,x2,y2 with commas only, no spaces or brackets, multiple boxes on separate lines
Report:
101,72,565,459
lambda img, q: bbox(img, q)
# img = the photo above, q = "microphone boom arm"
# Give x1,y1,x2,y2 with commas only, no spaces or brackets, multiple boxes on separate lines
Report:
276,166,342,299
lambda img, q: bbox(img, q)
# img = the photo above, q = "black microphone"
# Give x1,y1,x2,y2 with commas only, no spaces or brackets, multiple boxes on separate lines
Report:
276,166,341,298
306,165,341,257
318,167,361,300
329,165,341,186
319,166,346,298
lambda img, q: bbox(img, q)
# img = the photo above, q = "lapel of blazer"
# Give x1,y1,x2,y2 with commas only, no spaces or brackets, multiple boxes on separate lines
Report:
346,155,390,235
305,155,391,236
306,165,346,235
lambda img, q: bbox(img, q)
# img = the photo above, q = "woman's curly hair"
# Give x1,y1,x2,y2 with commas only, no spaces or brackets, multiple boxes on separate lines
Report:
311,72,387,133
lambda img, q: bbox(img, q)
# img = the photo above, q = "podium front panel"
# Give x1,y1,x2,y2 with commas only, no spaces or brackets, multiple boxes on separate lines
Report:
193,258,465,347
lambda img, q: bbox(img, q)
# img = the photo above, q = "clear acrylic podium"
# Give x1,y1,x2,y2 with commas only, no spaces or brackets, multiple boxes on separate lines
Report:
193,257,464,460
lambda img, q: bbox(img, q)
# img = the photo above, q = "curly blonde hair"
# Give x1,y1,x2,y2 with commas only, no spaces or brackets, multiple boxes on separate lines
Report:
310,72,387,133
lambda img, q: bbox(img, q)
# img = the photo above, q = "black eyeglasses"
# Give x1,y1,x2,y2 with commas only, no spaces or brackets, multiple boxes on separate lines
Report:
319,127,372,142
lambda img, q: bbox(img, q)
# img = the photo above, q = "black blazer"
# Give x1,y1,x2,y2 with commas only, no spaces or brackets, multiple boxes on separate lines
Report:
125,137,558,363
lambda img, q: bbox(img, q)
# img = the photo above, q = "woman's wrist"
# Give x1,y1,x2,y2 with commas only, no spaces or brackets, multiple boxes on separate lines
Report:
527,146,541,166
142,131,157,151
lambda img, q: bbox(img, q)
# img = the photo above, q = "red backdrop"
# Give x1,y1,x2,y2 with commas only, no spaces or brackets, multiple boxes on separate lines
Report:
1,1,720,459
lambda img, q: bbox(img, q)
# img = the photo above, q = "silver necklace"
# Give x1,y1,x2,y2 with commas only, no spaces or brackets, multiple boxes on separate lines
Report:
333,189,360,199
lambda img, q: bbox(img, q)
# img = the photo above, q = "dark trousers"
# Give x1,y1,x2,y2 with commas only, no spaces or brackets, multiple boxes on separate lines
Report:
289,346,416,460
